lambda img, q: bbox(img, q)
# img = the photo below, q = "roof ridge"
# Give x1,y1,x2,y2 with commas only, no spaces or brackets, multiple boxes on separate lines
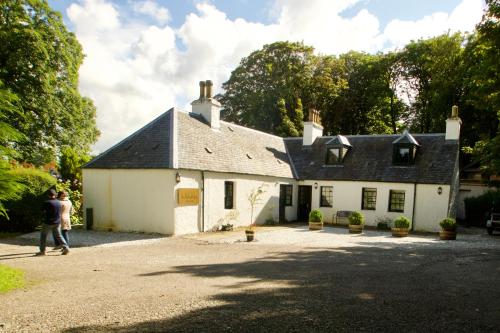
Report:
219,120,285,140
84,109,173,168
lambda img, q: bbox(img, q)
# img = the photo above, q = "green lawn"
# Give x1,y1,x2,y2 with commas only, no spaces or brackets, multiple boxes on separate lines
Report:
0,264,25,293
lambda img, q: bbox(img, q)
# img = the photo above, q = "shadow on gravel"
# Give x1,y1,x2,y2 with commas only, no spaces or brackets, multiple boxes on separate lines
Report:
0,229,168,249
65,245,500,332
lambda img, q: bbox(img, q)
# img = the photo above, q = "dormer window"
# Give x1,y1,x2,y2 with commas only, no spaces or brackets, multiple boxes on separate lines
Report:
325,135,351,165
392,130,419,165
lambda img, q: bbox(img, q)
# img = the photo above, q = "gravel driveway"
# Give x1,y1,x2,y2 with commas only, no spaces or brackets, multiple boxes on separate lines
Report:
0,225,499,332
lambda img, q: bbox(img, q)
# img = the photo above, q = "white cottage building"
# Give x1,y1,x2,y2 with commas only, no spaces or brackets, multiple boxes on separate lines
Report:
83,80,461,234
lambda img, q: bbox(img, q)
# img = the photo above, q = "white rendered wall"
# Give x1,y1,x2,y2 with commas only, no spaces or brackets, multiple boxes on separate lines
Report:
202,172,297,232
298,180,416,227
414,184,450,232
173,169,203,235
445,118,461,140
82,169,175,234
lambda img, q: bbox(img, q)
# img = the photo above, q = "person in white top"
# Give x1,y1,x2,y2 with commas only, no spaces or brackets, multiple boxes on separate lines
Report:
57,191,73,247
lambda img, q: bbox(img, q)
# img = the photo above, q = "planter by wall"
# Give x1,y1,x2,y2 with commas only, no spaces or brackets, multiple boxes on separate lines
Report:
349,224,363,234
309,221,323,230
391,227,409,237
245,229,255,242
439,230,456,240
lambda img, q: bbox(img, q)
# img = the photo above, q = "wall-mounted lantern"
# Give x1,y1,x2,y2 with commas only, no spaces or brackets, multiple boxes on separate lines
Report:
175,172,181,183
437,186,442,195
314,182,318,189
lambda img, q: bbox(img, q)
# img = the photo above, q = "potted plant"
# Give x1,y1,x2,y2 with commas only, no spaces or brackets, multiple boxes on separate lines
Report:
246,184,267,242
439,217,457,240
392,216,410,237
348,211,365,234
308,209,323,230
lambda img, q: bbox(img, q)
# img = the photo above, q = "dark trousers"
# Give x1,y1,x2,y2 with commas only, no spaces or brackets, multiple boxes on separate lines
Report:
53,228,70,246
40,224,68,253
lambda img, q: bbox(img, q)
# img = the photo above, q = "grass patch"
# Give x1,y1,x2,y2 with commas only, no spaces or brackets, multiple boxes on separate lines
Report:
0,264,25,293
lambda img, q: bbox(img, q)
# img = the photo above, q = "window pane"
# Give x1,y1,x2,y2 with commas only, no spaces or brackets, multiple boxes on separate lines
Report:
224,181,234,209
362,188,377,210
389,190,405,212
320,186,333,207
326,148,340,164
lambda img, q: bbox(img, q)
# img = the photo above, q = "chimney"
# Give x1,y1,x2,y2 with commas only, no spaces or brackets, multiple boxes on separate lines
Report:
445,105,461,140
191,80,221,129
303,109,323,145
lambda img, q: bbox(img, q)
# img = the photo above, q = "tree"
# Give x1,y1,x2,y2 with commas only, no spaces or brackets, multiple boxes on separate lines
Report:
0,0,99,165
397,33,465,133
462,0,500,174
221,41,316,136
0,80,25,218
59,146,92,182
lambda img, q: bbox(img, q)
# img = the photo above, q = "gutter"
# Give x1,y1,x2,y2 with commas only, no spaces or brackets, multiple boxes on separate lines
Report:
202,170,205,232
411,183,417,231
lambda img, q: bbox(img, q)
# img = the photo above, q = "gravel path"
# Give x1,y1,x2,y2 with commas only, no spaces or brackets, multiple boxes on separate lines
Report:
0,225,499,332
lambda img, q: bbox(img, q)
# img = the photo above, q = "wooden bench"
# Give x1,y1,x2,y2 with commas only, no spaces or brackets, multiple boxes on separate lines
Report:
335,211,354,225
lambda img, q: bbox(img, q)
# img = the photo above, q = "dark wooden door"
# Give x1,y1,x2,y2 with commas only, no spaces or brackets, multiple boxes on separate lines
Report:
279,185,287,223
297,185,312,221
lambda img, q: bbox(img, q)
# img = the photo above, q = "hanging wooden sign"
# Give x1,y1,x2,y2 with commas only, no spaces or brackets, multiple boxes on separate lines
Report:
178,188,200,206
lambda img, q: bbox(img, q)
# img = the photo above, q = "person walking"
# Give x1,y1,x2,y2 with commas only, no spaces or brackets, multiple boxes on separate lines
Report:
58,191,73,247
36,189,69,256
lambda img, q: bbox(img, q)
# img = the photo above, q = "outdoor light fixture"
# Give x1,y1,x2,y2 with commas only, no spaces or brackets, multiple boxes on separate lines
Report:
314,182,318,189
175,172,181,183
437,186,442,195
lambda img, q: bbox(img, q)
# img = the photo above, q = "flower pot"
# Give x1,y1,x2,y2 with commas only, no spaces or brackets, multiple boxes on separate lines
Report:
309,221,323,230
391,227,409,237
439,230,456,240
245,229,255,242
349,224,363,234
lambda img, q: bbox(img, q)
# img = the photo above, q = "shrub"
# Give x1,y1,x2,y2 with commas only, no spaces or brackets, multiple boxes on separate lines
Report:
309,209,323,222
348,211,364,225
439,217,457,231
220,223,233,231
0,168,56,232
463,190,500,226
393,216,411,228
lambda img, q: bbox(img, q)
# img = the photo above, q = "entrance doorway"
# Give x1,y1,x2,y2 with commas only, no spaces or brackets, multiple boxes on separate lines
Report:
279,185,287,223
297,185,312,221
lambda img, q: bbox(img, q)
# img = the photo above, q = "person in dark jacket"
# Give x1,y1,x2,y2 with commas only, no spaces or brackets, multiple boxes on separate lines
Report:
36,189,70,256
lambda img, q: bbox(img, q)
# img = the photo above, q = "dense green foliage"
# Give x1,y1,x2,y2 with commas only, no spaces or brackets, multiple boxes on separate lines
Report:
0,264,25,293
463,189,500,226
59,147,92,182
0,80,26,218
0,168,56,232
393,216,411,229
221,0,499,174
462,0,500,175
348,211,365,225
0,0,99,165
308,209,323,222
439,217,457,231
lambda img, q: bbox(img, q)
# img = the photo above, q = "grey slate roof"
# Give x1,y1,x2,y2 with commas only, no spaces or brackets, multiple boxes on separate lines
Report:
284,134,459,184
85,106,458,184
177,112,294,178
85,108,294,179
84,111,172,169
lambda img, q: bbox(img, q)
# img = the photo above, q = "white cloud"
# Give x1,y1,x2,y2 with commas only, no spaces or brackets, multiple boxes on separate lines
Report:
67,0,485,153
382,0,484,49
132,0,170,24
